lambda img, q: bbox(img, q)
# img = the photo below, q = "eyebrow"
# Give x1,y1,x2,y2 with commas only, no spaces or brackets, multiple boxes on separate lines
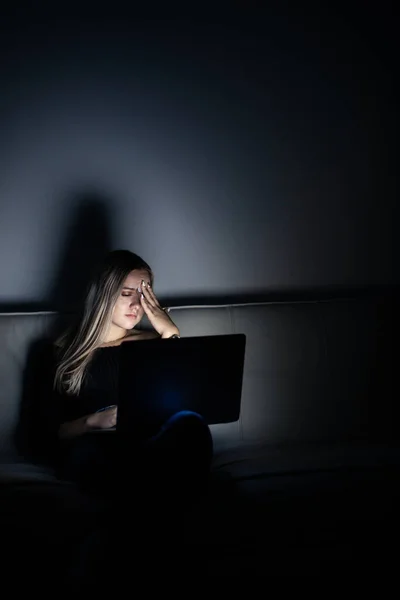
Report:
122,283,149,291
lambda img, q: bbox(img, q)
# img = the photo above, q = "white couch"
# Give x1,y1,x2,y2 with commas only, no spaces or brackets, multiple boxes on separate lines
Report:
1,293,399,579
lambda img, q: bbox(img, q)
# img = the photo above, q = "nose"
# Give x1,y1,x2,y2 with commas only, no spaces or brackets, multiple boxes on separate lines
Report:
129,292,141,308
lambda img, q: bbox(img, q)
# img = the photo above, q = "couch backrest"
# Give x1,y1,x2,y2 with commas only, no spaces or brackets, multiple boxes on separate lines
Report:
168,297,396,451
0,296,396,459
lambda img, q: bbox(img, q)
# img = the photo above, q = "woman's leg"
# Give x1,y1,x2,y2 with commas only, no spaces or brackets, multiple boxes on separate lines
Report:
58,433,118,501
141,410,213,508
69,414,213,582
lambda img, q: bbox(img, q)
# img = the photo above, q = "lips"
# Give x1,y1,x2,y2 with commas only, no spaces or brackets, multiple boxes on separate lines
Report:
126,313,137,318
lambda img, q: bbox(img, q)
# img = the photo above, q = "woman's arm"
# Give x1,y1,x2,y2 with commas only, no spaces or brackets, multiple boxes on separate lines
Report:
58,416,94,439
58,406,118,439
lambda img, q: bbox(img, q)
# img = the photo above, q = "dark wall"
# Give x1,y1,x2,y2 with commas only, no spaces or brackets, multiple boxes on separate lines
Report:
0,4,397,309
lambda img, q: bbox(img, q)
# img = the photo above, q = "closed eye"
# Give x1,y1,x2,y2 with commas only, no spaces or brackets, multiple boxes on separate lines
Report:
122,287,141,297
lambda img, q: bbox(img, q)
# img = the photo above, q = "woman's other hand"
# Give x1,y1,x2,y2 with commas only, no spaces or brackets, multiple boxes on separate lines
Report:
58,406,118,439
140,281,180,339
86,406,118,430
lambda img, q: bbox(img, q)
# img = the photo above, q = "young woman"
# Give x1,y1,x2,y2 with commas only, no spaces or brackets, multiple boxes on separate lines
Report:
51,249,213,509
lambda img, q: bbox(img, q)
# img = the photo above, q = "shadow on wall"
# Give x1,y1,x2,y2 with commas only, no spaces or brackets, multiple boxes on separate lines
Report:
0,189,115,313
47,190,114,314
13,189,115,462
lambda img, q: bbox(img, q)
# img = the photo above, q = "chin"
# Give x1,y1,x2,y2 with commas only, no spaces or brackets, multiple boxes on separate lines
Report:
125,316,142,329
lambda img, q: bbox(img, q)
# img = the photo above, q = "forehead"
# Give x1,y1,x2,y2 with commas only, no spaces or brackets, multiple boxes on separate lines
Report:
123,269,150,288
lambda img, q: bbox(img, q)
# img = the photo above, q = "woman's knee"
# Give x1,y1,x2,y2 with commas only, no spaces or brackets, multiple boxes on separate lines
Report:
164,411,213,457
166,411,210,437
167,410,206,428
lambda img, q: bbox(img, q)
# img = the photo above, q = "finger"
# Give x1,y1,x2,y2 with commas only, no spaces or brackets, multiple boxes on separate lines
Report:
140,294,156,317
147,285,163,310
142,281,160,309
144,282,160,305
140,283,151,303
140,293,150,310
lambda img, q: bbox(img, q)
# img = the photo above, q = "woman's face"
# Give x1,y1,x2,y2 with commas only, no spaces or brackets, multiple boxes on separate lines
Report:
111,269,151,332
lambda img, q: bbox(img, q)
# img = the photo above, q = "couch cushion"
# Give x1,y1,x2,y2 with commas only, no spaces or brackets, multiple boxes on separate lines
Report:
169,295,398,447
0,313,64,457
187,440,400,551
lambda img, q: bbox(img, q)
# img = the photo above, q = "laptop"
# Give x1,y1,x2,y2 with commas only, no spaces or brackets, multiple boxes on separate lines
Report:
116,333,246,441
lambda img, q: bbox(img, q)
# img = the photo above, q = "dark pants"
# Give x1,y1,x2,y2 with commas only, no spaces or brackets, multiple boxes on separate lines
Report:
62,411,213,586
60,410,213,510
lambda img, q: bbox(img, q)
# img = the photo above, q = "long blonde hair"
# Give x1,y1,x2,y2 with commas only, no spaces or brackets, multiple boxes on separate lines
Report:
54,249,153,396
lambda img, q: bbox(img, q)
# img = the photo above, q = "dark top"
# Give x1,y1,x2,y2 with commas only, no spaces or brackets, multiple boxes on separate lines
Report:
16,340,122,467
57,346,120,423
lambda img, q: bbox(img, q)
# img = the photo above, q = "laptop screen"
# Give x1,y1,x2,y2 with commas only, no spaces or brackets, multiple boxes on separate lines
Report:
116,334,246,439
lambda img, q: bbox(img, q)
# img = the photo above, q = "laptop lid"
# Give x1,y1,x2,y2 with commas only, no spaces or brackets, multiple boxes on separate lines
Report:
117,333,246,439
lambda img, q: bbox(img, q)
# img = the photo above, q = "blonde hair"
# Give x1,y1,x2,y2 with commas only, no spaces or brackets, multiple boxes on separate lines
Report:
54,249,153,396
